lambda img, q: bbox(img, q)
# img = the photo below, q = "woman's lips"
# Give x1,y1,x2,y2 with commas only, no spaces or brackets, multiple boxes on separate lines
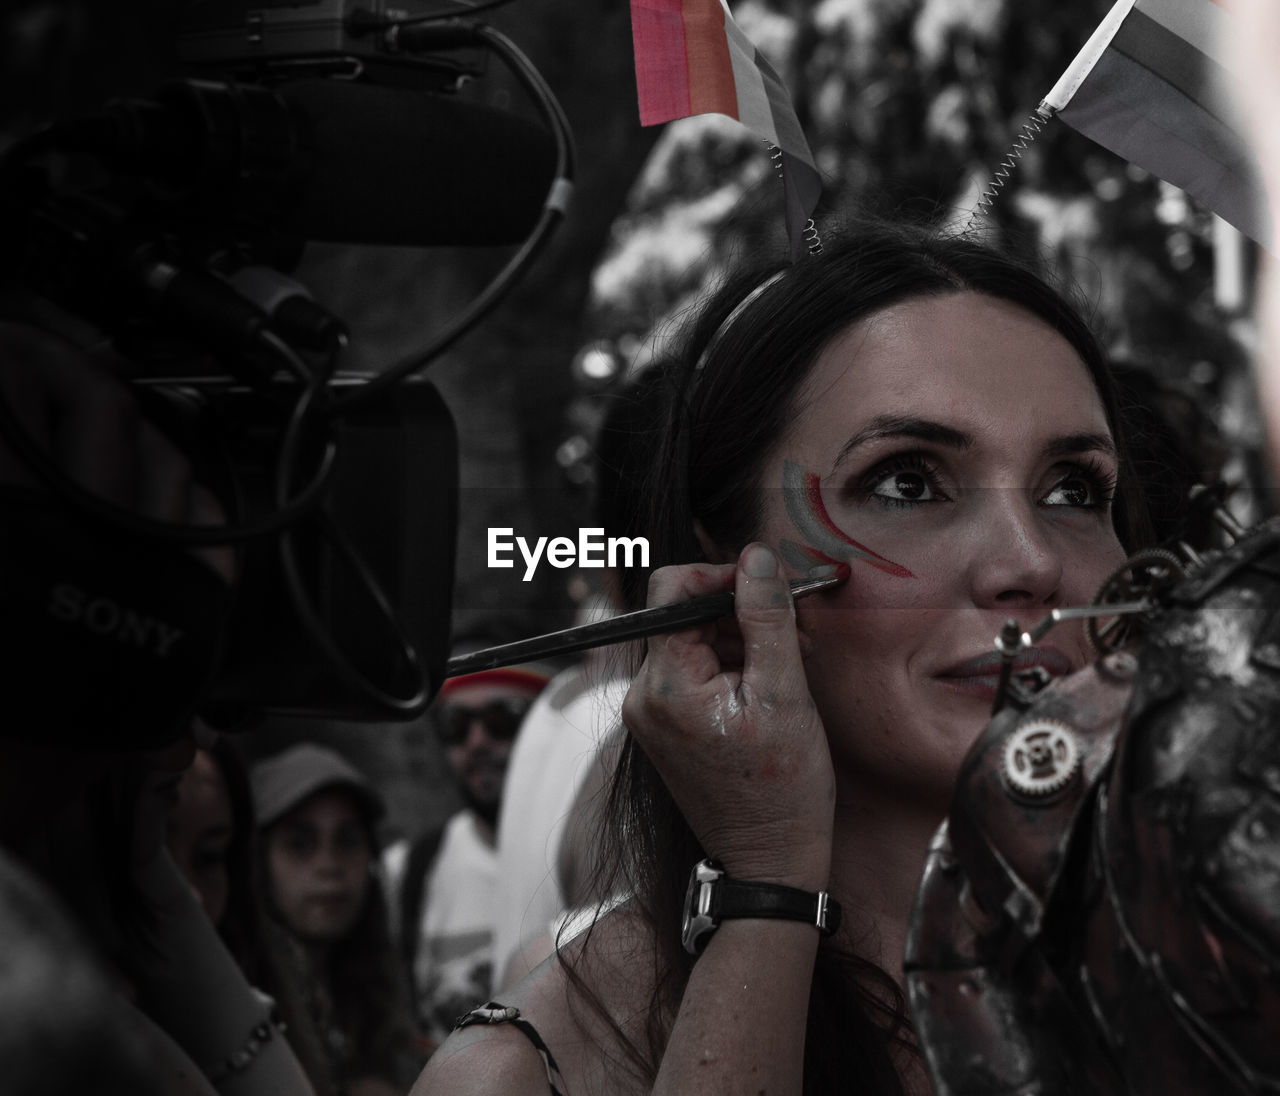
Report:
308,892,354,913
934,645,1073,699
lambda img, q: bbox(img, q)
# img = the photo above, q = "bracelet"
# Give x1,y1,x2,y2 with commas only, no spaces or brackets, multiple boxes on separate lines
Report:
204,1011,286,1085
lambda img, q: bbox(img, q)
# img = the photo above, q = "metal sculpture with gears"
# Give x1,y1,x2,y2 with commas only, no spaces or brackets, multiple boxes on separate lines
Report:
906,497,1280,1094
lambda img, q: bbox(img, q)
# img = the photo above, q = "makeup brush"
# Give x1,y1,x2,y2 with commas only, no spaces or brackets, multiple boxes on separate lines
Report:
445,563,849,677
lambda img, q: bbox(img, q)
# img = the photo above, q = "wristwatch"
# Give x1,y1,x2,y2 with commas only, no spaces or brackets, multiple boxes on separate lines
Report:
681,858,842,956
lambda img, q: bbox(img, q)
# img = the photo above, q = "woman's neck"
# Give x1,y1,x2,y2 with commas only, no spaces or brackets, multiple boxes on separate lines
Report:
828,788,947,986
829,791,944,1095
300,936,334,979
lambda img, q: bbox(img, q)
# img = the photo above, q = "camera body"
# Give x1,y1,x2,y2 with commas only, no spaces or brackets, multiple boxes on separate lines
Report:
181,373,459,730
0,0,559,745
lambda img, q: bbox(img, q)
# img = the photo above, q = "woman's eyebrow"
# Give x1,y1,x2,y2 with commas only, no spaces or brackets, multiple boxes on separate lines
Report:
832,416,974,470
1043,432,1117,461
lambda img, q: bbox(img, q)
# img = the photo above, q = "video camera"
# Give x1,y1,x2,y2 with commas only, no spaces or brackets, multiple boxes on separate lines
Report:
0,0,572,748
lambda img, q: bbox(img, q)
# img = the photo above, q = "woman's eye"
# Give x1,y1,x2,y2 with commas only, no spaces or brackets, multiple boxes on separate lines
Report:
333,826,366,855
871,470,934,503
281,830,317,857
1041,473,1103,508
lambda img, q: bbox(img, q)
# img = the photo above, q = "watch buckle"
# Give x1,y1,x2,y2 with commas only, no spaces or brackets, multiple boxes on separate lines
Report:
815,890,831,932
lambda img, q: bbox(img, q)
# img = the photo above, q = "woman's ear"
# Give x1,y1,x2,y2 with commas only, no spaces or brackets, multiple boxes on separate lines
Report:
693,520,731,563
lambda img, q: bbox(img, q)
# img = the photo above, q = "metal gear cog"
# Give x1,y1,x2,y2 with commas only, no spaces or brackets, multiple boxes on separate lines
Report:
1001,718,1082,801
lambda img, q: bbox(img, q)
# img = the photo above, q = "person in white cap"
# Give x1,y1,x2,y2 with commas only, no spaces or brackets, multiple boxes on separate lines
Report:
252,743,415,1096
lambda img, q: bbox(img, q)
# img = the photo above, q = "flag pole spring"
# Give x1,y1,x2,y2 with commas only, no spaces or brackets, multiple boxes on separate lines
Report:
965,105,1054,232
769,144,824,255
801,218,822,254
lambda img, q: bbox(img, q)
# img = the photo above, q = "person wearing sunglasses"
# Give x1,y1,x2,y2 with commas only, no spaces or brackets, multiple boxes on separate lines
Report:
385,653,553,1055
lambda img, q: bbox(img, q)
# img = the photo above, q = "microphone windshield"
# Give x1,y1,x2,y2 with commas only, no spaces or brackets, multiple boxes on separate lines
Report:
279,79,557,246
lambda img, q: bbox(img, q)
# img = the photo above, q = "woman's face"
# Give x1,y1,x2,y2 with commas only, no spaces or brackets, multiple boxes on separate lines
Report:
264,787,372,945
165,748,233,924
755,292,1128,810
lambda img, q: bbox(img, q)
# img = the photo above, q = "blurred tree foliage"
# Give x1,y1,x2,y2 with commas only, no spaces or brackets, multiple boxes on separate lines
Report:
575,0,1267,511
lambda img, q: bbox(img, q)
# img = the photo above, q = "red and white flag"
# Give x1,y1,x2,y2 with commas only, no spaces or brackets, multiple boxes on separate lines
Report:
631,0,822,259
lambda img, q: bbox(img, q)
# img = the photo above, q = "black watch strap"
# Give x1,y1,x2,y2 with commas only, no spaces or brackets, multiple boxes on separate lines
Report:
715,876,840,933
683,859,842,955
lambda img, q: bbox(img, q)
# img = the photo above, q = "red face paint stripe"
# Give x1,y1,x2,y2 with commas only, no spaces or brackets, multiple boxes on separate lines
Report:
803,470,915,578
779,538,833,570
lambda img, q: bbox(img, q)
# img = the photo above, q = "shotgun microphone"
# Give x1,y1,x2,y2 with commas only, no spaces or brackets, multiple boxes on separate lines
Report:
51,76,557,246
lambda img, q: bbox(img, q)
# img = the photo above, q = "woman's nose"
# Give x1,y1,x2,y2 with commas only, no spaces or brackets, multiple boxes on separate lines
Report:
966,491,1064,611
461,715,500,753
314,842,348,876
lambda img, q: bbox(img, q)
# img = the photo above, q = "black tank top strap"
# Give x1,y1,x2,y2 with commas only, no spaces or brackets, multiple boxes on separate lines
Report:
455,1001,568,1096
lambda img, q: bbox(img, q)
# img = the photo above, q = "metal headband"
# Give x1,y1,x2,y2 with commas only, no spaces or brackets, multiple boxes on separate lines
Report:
692,269,789,376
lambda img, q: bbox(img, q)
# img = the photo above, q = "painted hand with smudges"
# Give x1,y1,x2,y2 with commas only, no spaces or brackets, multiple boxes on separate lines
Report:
620,544,835,891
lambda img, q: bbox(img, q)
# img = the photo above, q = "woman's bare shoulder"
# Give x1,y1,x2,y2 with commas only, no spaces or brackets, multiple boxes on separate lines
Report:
412,904,661,1096
410,1022,555,1096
